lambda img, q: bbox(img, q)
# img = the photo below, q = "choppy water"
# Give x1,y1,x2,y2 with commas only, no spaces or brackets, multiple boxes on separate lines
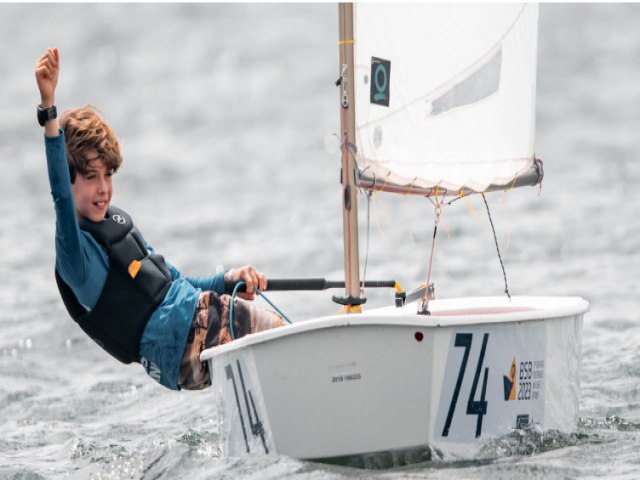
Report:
1,3,639,479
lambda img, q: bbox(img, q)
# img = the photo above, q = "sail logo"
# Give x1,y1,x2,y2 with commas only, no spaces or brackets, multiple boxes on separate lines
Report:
503,356,517,401
370,57,391,107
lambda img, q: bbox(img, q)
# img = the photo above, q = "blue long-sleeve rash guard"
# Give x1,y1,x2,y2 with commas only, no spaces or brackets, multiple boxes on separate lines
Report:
45,131,224,389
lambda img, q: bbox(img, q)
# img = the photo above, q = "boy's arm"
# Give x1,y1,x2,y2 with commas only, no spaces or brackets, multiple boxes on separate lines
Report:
35,48,60,137
37,48,91,287
184,272,226,296
144,241,263,300
144,243,225,295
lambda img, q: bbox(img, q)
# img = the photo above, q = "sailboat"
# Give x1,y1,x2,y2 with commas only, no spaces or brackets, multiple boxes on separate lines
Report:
200,3,589,462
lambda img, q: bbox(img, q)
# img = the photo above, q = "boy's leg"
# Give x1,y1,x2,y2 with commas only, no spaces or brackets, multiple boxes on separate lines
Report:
214,294,286,346
177,291,285,390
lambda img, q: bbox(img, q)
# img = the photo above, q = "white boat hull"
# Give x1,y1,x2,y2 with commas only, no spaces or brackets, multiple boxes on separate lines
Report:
201,296,588,461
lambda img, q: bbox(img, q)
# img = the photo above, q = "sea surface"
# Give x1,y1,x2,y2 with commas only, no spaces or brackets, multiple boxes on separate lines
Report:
1,3,639,479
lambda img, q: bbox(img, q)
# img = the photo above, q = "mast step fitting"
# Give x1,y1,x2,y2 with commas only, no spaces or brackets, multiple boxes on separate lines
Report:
332,295,367,306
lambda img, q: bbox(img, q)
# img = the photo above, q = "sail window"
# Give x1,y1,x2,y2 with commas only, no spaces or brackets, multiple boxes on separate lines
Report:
431,48,502,116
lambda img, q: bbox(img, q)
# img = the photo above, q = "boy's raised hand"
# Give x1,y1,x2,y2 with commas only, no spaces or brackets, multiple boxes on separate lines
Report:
35,48,59,106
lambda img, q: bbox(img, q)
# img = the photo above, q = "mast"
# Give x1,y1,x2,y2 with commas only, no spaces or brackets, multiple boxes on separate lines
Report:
335,3,363,311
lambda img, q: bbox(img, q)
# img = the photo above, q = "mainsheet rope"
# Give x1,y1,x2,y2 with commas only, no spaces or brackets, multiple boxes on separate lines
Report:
444,190,512,300
229,281,293,341
482,193,511,299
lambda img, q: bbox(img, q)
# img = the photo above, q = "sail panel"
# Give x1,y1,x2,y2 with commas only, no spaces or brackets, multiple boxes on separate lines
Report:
353,3,539,193
431,49,502,117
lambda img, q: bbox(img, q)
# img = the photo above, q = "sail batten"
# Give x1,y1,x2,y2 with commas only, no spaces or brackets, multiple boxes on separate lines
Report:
353,3,539,194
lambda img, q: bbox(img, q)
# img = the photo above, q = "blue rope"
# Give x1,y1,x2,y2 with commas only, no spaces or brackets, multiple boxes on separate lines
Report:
229,281,292,341
254,288,293,325
229,282,245,341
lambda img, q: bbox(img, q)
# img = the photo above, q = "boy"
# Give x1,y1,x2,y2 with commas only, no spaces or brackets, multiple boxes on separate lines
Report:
35,48,284,390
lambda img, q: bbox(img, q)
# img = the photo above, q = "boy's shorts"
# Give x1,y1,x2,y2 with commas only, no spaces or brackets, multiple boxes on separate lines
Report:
177,291,285,390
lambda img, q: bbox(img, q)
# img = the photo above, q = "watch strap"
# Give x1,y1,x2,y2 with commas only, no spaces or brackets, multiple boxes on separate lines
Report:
37,105,57,127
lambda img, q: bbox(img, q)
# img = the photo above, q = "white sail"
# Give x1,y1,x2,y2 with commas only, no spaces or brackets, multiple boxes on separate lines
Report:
353,3,539,193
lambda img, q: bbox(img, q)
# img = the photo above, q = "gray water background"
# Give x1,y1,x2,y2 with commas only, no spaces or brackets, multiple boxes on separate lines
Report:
1,3,639,479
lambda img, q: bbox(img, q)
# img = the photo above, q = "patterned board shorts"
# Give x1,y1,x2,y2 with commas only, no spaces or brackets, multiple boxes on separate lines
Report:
177,291,285,390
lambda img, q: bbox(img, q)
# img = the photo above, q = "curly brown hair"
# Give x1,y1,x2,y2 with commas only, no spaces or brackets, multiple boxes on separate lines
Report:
59,106,122,182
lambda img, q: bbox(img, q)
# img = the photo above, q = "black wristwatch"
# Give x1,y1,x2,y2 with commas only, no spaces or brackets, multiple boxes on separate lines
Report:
37,104,57,126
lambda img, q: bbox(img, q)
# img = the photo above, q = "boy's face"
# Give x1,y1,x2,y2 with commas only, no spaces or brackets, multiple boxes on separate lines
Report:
71,151,113,223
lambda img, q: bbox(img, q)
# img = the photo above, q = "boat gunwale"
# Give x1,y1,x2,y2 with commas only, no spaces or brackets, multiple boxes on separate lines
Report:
200,295,589,361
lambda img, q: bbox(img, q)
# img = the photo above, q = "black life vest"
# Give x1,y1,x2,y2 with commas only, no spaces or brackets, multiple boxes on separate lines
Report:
55,206,172,364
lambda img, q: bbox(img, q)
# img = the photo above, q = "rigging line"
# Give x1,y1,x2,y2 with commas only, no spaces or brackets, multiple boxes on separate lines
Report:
361,190,373,297
446,190,464,206
376,172,391,193
438,187,448,208
434,188,451,241
481,193,511,300
423,187,447,242
229,282,293,341
366,169,377,193
253,288,293,325
402,177,418,196
460,193,483,222
426,186,440,209
422,204,441,307
350,140,376,276
426,186,448,209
